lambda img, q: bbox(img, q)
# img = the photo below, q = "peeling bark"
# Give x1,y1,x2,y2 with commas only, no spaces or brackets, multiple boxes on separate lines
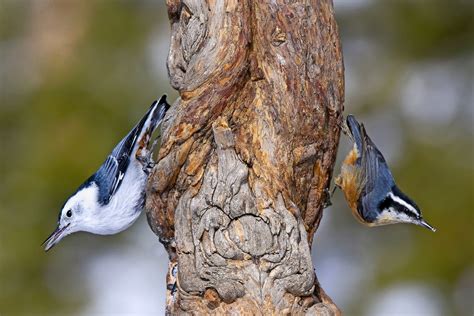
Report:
146,0,344,314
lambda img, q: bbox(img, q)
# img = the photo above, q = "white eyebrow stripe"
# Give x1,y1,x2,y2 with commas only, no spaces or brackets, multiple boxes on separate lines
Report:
389,192,419,216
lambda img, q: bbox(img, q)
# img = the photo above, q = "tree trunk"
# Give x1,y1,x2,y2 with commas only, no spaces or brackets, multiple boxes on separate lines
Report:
146,0,344,314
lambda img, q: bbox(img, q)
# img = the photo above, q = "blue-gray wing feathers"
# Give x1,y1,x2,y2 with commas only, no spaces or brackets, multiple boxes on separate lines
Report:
94,96,170,205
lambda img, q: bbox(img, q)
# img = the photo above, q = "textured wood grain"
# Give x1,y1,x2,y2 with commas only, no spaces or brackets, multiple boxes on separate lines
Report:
146,0,344,314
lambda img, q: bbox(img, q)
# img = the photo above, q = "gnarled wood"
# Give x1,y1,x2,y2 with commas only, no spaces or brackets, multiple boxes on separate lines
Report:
146,0,344,314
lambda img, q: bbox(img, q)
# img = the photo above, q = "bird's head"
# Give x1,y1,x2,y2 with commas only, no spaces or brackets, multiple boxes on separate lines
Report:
371,186,436,232
44,183,99,251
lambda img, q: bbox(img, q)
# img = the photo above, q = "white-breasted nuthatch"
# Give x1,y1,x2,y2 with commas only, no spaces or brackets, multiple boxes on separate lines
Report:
335,115,435,232
43,96,170,251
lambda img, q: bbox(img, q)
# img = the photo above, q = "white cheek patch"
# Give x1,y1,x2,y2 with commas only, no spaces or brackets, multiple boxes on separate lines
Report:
388,192,419,217
394,209,412,222
378,207,412,224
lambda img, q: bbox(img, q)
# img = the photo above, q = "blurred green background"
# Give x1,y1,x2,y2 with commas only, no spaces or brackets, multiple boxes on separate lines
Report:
0,0,472,315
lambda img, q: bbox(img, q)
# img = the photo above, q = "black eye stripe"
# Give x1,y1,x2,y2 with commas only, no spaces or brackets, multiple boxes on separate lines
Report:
391,186,420,210
378,194,419,218
378,196,393,211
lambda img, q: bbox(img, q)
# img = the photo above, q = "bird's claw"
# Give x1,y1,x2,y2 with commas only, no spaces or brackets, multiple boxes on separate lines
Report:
323,187,334,208
144,160,156,174
136,151,155,174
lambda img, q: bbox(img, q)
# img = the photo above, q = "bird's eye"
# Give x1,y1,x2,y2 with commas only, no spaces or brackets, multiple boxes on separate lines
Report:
66,210,73,218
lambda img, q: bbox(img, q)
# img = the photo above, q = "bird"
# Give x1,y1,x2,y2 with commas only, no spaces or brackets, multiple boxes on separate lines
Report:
43,96,170,251
335,115,435,232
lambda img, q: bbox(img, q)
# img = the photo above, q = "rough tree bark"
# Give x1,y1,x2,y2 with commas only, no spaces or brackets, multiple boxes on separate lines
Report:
146,0,344,314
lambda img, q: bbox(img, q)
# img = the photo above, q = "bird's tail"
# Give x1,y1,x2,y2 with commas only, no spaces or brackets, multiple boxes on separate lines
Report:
143,95,170,134
134,95,170,155
346,115,365,151
149,95,170,132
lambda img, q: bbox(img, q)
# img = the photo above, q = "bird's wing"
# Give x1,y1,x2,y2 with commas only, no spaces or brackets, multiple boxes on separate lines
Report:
94,97,169,205
94,133,135,205
361,126,394,193
359,125,395,218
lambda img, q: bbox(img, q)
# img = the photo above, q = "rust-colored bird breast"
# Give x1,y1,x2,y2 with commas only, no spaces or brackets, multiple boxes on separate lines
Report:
336,146,366,224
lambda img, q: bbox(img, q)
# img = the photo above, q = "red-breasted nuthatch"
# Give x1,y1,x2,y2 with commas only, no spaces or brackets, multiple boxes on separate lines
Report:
335,115,435,231
43,96,170,251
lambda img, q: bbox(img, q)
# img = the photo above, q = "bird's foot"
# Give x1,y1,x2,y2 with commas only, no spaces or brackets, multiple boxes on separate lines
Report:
137,136,161,174
136,151,155,175
144,160,156,175
323,187,333,208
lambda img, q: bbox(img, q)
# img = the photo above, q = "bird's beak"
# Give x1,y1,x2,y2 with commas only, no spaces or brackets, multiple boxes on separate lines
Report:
418,219,436,232
43,223,70,251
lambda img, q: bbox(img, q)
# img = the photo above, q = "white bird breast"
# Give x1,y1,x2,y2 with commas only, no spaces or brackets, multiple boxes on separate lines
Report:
92,160,147,235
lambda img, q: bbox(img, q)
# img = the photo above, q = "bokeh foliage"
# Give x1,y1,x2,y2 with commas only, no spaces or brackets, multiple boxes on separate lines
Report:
1,1,174,314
